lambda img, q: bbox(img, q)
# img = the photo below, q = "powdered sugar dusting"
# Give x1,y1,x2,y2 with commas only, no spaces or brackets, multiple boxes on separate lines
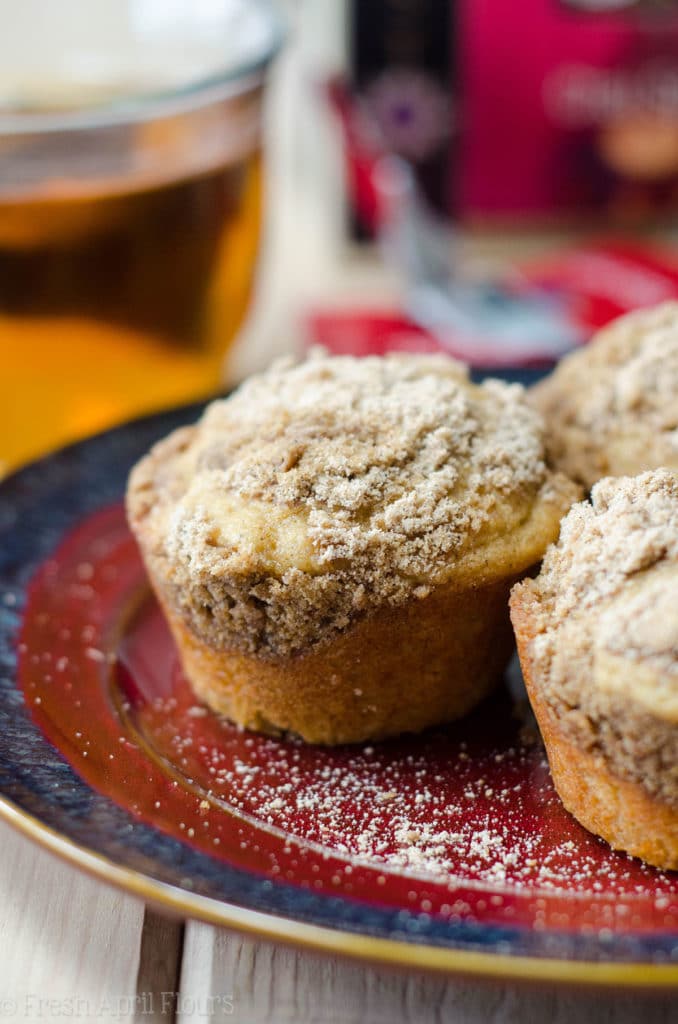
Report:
136,683,675,909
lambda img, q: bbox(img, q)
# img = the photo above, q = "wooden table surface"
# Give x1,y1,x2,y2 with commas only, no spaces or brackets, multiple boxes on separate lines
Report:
0,820,674,1023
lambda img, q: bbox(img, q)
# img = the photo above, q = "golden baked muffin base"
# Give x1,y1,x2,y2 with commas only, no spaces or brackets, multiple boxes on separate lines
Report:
156,575,519,746
512,595,678,871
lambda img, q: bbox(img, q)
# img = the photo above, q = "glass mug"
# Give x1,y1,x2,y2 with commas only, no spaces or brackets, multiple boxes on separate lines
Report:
0,0,283,473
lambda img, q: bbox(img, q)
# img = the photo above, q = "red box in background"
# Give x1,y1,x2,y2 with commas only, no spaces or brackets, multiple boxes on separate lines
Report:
348,0,678,229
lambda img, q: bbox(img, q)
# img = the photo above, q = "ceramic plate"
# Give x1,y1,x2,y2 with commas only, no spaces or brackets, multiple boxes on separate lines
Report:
1,372,677,988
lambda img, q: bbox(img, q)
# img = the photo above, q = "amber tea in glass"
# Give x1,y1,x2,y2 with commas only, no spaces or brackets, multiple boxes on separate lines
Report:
0,0,282,472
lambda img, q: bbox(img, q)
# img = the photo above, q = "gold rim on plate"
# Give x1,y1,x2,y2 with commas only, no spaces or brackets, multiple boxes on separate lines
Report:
1,794,677,989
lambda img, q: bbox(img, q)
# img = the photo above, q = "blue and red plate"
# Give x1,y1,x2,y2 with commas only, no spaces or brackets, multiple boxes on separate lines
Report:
0,374,676,987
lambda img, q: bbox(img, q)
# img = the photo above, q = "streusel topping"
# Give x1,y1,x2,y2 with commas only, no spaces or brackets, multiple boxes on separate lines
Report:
584,302,678,433
533,301,678,486
171,352,549,577
128,352,577,656
532,470,678,630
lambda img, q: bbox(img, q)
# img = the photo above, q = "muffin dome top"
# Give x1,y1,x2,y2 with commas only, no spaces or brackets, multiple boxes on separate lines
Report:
128,352,576,655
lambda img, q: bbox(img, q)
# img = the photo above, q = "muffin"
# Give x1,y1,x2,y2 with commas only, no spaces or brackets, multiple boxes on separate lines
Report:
532,301,678,489
510,470,678,869
127,351,578,745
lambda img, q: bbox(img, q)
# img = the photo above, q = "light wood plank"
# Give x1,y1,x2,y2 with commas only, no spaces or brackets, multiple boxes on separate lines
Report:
0,820,145,1021
179,922,677,1024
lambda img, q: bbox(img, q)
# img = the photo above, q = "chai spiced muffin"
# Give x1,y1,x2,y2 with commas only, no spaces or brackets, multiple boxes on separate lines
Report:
510,470,678,869
127,351,578,745
532,302,678,489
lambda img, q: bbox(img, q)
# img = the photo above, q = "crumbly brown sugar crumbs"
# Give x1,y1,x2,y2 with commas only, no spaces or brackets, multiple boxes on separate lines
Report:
534,302,678,485
575,302,678,436
134,352,565,655
176,351,546,570
534,470,678,623
612,320,678,431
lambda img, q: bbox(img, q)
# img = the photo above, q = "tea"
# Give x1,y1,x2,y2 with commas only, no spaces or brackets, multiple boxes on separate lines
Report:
0,149,262,473
0,153,262,349
0,0,282,474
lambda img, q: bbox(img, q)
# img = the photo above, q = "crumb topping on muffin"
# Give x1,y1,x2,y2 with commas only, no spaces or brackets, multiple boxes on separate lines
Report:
170,353,552,576
128,352,577,657
513,469,678,804
531,470,678,629
533,301,678,486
